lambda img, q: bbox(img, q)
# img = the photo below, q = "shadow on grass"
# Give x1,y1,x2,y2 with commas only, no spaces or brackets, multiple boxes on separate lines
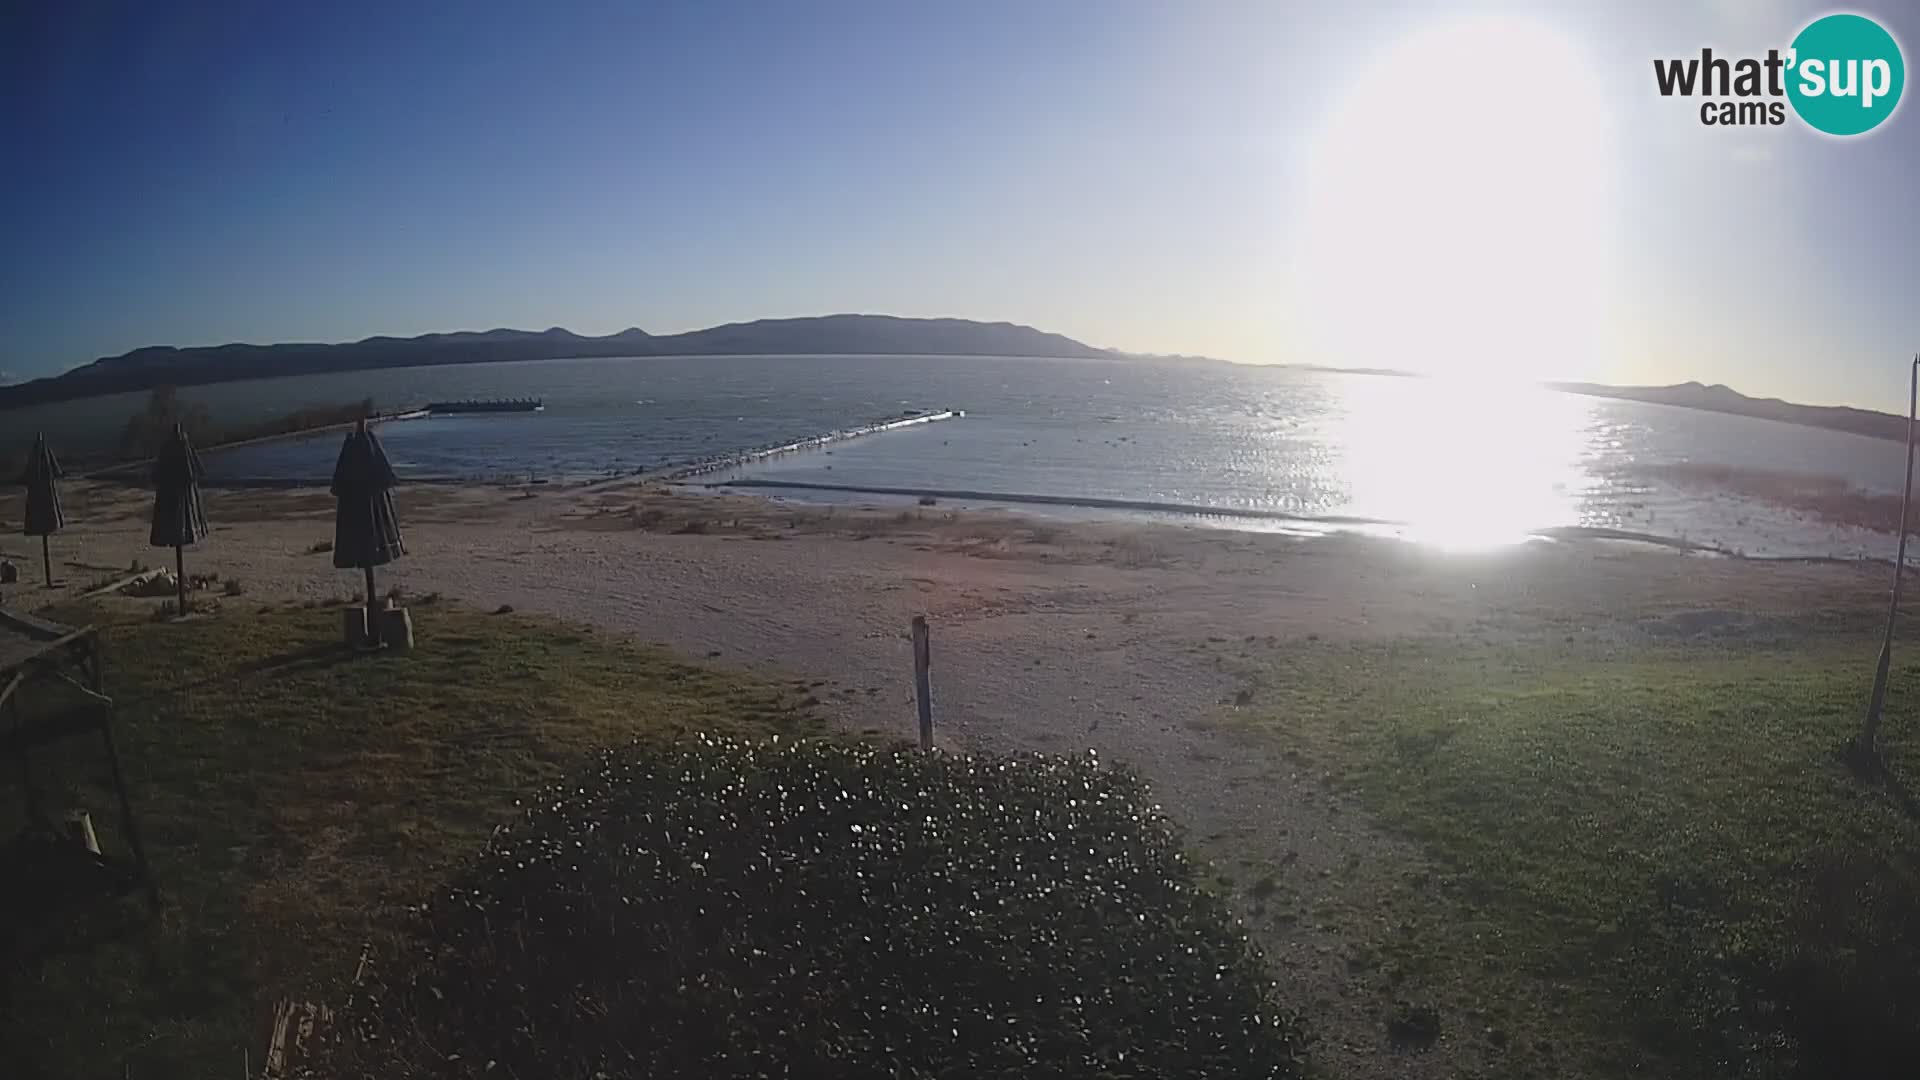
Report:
1872,766,1920,823
240,642,361,679
1841,739,1920,825
118,640,360,706
0,830,159,1015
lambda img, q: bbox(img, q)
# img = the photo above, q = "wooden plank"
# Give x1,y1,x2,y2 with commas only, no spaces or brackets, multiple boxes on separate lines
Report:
0,610,93,679
78,568,166,600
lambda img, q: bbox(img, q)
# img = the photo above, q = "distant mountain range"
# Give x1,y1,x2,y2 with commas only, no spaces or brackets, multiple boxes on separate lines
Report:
0,315,1110,409
1,314,1907,447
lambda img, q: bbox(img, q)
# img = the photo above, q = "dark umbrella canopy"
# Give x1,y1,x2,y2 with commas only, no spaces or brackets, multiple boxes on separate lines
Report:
331,423,405,568
150,424,210,548
21,432,65,537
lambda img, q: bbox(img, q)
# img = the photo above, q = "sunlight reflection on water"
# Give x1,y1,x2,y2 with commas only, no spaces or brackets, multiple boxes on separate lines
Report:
1320,378,1601,551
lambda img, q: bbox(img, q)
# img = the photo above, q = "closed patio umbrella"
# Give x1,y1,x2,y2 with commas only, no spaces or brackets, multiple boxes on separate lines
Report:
21,433,65,587
331,420,405,642
151,423,209,614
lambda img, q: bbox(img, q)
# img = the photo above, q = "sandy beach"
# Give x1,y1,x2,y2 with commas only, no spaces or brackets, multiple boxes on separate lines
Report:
0,478,1893,1076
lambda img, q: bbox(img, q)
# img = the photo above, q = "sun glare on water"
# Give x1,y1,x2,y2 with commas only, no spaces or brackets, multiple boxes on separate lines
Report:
1325,375,1602,552
1291,17,1619,387
1285,17,1618,550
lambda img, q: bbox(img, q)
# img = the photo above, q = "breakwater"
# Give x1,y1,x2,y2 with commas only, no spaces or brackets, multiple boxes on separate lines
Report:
662,408,961,481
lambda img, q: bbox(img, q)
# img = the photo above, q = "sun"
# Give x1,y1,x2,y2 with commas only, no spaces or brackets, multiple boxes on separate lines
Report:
1290,16,1619,385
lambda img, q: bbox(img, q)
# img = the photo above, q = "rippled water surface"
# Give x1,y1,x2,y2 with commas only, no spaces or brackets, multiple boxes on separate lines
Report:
8,353,1907,557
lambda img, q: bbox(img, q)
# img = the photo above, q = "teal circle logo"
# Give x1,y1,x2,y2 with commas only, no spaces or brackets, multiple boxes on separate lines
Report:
1787,13,1905,135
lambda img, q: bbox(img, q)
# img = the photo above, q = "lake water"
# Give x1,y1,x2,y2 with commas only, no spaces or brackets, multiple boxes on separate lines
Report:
5,353,1908,559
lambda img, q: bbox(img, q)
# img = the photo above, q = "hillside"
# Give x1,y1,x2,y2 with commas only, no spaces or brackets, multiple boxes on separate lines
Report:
1549,379,1908,444
0,315,1111,408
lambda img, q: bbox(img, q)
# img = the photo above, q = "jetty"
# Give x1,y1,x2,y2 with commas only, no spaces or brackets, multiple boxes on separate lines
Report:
664,408,963,482
427,398,544,415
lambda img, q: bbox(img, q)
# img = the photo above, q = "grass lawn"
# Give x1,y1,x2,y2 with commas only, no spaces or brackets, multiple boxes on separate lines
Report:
1237,634,1920,1078
1,600,819,1079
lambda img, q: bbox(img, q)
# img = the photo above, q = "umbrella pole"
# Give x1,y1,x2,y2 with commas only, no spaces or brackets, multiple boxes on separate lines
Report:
42,536,52,587
364,565,379,646
175,545,187,615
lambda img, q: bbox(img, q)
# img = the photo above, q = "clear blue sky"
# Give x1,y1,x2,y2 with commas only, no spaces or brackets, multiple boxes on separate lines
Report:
3,0,1916,408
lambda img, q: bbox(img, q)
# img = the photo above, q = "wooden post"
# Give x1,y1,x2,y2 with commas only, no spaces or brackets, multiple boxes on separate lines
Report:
175,544,188,615
912,615,933,750
363,566,380,647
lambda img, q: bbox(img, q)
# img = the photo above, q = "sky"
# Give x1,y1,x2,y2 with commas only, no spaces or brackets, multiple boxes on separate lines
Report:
2,0,1917,409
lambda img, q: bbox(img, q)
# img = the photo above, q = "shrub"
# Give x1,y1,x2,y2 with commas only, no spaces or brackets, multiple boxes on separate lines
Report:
918,494,938,506
672,518,709,535
339,739,1306,1079
223,579,245,596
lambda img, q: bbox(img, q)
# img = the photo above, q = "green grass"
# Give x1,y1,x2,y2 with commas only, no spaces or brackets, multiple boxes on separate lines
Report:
1237,636,1920,1077
1,602,819,1079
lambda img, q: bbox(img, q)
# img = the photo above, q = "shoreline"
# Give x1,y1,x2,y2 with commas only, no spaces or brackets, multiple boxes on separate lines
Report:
103,461,1906,566
90,406,1890,564
705,477,1914,564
